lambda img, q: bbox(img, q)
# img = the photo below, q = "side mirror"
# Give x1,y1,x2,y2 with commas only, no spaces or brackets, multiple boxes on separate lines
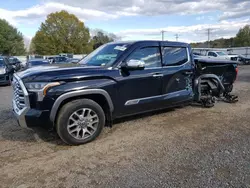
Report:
122,59,145,70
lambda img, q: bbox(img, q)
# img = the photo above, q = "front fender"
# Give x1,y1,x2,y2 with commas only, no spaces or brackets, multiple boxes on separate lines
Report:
49,89,114,123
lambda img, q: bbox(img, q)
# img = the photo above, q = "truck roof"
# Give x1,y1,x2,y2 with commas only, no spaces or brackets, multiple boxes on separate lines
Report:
108,40,189,47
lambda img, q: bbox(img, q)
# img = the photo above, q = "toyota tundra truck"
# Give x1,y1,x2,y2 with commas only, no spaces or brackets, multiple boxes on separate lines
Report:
12,41,238,145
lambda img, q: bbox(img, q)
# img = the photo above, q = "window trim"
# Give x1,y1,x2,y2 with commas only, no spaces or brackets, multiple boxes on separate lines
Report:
162,46,190,68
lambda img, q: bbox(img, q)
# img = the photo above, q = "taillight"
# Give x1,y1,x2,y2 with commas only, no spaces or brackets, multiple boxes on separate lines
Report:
235,66,238,82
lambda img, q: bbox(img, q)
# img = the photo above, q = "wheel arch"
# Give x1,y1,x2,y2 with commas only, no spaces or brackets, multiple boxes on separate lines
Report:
50,89,114,125
194,74,225,102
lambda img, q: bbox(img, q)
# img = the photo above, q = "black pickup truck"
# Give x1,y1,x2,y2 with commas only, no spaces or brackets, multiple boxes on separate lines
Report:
12,41,238,145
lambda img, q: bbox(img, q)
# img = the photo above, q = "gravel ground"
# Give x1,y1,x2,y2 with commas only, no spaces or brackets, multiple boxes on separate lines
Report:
1,66,250,188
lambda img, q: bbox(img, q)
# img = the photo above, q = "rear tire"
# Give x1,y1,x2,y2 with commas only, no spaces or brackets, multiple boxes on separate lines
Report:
56,99,105,145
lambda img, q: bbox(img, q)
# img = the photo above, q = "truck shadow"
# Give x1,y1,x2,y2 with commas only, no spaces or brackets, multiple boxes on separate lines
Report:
0,84,11,88
0,109,66,145
0,107,182,146
113,108,175,124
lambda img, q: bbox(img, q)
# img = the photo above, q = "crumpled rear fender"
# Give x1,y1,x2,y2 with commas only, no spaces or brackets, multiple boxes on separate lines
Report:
194,74,225,102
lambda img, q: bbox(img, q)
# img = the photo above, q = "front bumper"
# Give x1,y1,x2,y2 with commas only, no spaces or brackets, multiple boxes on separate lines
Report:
12,99,30,128
13,104,52,128
12,74,53,128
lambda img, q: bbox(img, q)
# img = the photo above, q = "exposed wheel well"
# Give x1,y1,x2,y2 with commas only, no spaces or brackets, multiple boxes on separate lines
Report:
194,74,225,102
54,94,112,127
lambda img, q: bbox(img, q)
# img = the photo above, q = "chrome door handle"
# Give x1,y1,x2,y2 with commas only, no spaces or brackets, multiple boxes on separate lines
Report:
152,73,163,77
183,71,193,75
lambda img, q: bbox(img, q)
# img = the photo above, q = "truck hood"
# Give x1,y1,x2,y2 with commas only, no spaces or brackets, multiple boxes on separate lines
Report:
16,64,114,83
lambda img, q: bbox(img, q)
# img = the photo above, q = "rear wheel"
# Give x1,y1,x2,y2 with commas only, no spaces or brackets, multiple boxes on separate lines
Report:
56,99,105,145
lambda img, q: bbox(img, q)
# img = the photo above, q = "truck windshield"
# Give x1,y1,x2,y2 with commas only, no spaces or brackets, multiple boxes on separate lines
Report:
216,51,227,56
79,43,130,67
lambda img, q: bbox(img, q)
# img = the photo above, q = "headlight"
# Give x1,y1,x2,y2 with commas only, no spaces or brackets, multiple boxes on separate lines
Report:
25,82,49,90
25,82,61,100
0,68,6,74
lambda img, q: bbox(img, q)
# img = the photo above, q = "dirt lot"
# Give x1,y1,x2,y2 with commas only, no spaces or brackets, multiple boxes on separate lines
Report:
1,66,250,188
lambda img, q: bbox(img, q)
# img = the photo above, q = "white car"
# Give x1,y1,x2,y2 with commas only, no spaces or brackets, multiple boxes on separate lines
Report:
206,51,239,61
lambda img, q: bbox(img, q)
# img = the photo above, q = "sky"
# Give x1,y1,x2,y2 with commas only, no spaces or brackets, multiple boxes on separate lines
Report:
0,0,250,45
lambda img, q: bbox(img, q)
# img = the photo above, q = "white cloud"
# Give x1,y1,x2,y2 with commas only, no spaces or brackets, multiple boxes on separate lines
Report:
0,2,120,26
53,0,250,20
0,0,249,43
116,19,250,43
1,0,250,27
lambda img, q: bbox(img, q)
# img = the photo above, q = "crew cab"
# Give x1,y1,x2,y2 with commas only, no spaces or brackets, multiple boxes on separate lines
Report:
12,41,238,145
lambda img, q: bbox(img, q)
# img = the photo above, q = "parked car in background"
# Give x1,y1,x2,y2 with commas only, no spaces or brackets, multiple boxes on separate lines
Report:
27,55,44,60
27,59,50,68
59,53,73,58
66,58,81,64
206,51,238,60
8,57,22,71
235,54,250,64
46,56,68,64
0,56,15,85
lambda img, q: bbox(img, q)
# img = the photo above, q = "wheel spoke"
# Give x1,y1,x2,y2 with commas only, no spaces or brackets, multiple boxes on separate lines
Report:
87,124,97,131
85,129,92,135
81,109,86,116
74,112,80,118
68,123,77,128
76,129,80,138
69,127,78,134
69,117,77,124
90,114,98,119
90,119,99,125
86,109,91,117
70,112,79,121
81,129,86,138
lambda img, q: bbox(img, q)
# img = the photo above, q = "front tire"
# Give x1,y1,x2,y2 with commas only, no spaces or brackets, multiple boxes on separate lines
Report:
56,99,105,145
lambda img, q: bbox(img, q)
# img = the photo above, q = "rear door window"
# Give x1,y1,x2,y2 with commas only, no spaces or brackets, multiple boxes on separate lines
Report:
162,47,188,66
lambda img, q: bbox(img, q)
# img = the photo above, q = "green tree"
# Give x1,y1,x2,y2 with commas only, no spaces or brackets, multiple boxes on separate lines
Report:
0,19,26,55
91,30,118,49
29,38,35,54
32,10,92,55
234,25,250,47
